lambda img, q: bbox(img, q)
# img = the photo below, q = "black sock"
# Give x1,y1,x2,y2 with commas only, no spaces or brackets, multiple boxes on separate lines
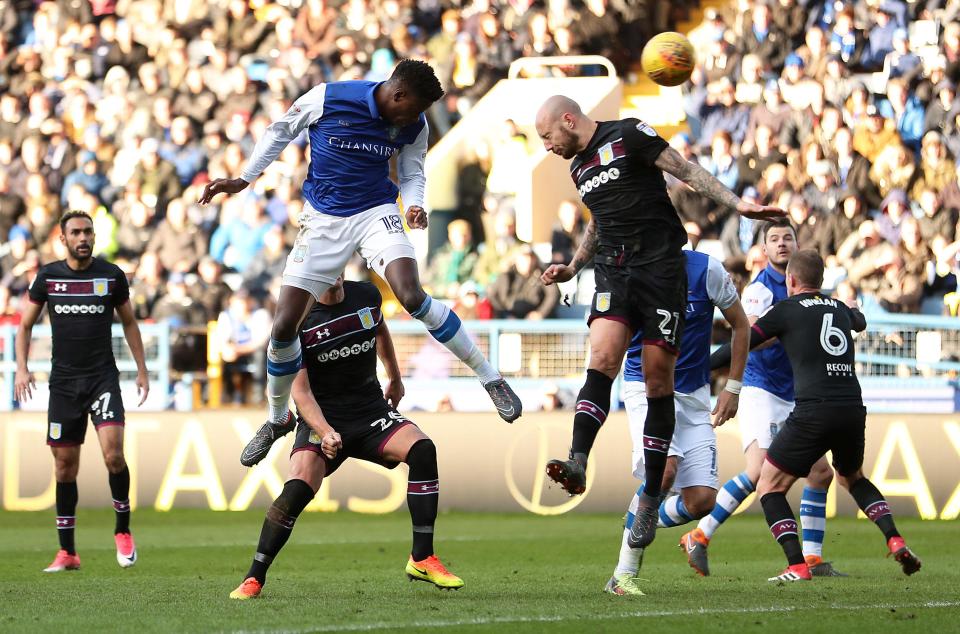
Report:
406,439,439,561
246,479,315,585
571,369,613,461
642,395,675,498
56,481,78,555
109,466,131,534
761,492,805,566
849,477,900,541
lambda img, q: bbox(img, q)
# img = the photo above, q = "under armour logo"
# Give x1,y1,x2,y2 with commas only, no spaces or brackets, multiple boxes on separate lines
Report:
316,328,331,340
54,283,67,292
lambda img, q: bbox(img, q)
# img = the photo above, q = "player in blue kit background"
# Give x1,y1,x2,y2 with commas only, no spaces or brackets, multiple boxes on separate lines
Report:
604,250,750,596
199,60,521,467
680,219,843,577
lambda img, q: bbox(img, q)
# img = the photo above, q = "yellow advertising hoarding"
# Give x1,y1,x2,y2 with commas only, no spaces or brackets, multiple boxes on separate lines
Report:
2,411,958,519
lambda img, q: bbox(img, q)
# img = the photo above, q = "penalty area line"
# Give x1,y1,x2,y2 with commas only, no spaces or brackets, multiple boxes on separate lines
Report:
228,600,960,633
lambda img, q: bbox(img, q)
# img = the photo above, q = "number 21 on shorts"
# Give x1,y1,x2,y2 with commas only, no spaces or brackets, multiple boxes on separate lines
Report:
656,309,680,346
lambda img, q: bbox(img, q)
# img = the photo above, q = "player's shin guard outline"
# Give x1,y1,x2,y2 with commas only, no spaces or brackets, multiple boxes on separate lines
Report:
761,492,805,566
412,296,498,383
799,486,827,558
615,485,646,576
698,471,754,539
642,395,675,498
266,338,302,425
571,369,612,458
406,439,439,561
247,479,314,584
849,477,901,541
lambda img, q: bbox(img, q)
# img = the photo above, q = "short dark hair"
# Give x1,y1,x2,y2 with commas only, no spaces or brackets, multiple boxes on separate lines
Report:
787,249,824,288
59,210,93,233
760,218,797,243
391,59,444,103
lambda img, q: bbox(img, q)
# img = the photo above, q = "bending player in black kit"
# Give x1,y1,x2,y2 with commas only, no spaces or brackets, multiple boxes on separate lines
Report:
535,95,785,548
718,250,922,581
230,277,463,599
15,211,150,572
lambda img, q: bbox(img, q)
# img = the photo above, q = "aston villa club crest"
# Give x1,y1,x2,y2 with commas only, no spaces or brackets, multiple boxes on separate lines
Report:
49,422,62,440
596,292,611,312
358,307,376,329
308,430,321,444
599,143,615,166
93,278,109,296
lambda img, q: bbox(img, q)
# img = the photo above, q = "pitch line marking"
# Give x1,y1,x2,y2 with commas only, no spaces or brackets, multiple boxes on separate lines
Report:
227,600,960,633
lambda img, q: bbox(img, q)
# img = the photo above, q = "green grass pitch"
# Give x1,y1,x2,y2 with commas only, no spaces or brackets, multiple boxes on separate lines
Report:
1,510,957,633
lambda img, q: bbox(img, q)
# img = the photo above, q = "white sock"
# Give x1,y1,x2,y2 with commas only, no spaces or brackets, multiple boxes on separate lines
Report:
266,338,301,425
411,296,499,383
614,487,644,576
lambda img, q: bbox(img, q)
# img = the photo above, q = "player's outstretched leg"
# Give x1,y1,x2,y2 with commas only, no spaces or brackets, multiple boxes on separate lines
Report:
45,480,81,572
546,369,612,495
760,492,811,582
386,259,521,423
627,395,674,549
241,286,317,467
681,470,755,576
231,479,315,599
606,485,646,596
399,436,463,590
842,474,921,575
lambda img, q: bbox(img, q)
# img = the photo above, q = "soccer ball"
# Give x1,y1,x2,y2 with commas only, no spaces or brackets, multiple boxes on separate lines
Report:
641,32,696,87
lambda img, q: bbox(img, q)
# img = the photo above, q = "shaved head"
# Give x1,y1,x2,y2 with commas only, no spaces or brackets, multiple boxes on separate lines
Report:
535,95,596,159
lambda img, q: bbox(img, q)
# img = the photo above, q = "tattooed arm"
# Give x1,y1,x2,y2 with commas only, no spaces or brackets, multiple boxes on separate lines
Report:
654,146,785,220
569,218,597,273
541,218,596,286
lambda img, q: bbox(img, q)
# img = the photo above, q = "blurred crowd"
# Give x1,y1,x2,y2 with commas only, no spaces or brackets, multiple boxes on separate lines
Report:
2,0,959,402
0,0,675,401
423,0,960,320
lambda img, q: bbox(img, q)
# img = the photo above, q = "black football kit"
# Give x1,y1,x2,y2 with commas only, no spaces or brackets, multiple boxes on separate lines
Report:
570,118,688,350
28,258,130,446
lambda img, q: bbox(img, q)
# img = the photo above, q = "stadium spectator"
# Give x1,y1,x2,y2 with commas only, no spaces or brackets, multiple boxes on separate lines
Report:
697,77,751,151
114,198,154,260
0,170,24,241
870,142,916,198
131,138,181,216
550,200,586,265
452,280,494,321
192,256,234,322
146,198,207,274
425,219,478,300
832,125,881,209
487,244,558,320
699,130,739,193
925,79,957,134
737,124,785,188
820,191,869,259
878,78,926,152
911,131,957,199
209,198,271,274
740,1,790,70
473,207,525,287
241,225,288,297
160,117,207,187
917,186,958,243
877,189,912,246
215,288,271,405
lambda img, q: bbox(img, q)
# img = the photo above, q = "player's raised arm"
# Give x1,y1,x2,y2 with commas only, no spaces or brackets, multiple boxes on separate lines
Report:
290,369,340,458
653,145,785,220
199,84,327,205
376,319,405,409
116,301,150,406
14,300,43,403
397,122,429,230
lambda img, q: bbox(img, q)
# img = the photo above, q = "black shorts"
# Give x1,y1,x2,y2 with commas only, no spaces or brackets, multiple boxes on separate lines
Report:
47,372,125,446
766,403,867,477
291,402,416,475
589,253,687,353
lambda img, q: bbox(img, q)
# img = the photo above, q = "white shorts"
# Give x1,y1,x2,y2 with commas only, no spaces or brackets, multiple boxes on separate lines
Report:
283,202,416,300
738,385,795,452
623,381,719,490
